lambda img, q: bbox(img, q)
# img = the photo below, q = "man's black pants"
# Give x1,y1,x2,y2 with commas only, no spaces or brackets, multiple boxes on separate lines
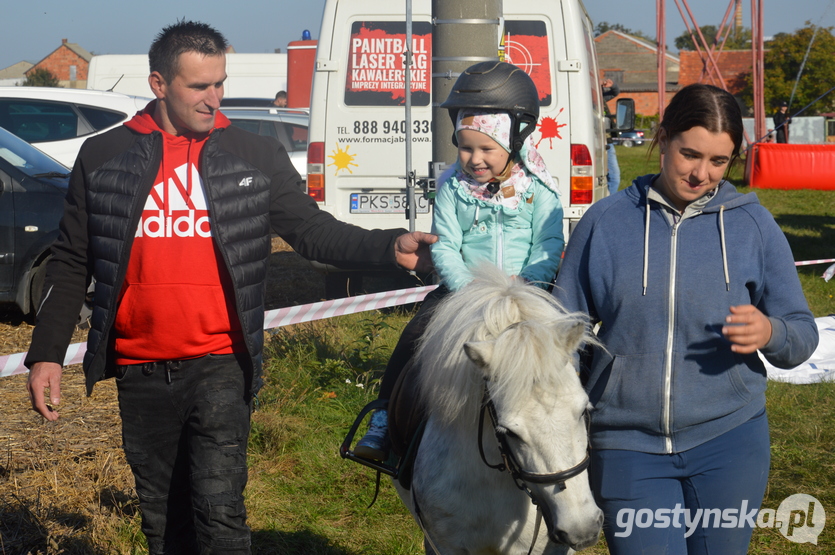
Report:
115,353,252,555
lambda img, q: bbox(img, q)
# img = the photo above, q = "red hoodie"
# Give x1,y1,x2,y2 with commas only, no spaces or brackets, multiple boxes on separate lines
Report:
114,102,245,364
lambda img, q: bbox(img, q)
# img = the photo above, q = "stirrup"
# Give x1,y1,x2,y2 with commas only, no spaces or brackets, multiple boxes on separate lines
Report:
341,399,427,504
340,399,399,477
340,399,399,507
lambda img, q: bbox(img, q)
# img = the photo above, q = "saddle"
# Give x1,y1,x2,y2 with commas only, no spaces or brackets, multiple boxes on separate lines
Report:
340,358,427,491
388,358,427,460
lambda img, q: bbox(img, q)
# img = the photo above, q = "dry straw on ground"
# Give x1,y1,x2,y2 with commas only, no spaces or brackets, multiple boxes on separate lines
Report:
0,236,424,553
0,239,328,554
1,366,136,554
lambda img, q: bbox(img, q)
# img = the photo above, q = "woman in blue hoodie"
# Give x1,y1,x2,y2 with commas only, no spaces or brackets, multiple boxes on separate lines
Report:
554,84,818,554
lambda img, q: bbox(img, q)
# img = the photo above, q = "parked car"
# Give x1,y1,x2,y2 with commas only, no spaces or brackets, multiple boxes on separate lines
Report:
0,87,151,167
221,98,274,107
221,106,309,186
614,129,646,147
0,125,71,318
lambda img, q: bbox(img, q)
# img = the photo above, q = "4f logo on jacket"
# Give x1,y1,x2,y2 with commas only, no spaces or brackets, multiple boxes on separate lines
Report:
136,163,212,238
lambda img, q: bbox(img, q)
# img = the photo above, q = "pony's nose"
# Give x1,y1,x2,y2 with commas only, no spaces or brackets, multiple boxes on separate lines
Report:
552,509,603,550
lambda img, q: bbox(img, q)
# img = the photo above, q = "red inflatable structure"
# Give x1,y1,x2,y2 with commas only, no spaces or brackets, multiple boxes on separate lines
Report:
748,143,835,190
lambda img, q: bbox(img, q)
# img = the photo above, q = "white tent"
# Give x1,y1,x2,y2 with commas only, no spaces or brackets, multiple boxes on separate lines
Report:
761,316,835,384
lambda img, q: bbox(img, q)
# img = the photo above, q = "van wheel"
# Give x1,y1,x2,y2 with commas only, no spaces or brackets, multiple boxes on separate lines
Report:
324,272,364,299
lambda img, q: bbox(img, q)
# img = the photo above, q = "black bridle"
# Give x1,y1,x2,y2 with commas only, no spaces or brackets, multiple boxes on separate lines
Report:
477,382,591,494
476,381,592,554
413,381,592,555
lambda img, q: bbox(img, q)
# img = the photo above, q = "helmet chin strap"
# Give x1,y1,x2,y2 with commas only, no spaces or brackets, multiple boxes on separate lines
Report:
496,155,516,181
485,155,517,196
462,154,517,197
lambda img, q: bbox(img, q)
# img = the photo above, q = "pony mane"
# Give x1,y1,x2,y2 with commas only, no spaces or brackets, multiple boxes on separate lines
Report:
415,264,592,425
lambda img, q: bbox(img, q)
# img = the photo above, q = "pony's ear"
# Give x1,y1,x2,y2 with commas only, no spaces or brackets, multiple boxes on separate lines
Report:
464,341,494,368
559,321,587,353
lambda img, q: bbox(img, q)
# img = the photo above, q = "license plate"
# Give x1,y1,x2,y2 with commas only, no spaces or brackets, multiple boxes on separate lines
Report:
350,193,430,214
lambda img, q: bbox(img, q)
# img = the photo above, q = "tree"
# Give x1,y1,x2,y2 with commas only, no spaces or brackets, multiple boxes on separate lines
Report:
675,25,752,51
594,21,653,42
740,24,835,116
22,68,60,87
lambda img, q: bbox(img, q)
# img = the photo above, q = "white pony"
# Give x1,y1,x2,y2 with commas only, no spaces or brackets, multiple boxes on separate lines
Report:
395,265,603,554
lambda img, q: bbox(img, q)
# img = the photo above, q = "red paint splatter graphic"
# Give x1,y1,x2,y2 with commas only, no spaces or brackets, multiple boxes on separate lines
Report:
535,108,567,149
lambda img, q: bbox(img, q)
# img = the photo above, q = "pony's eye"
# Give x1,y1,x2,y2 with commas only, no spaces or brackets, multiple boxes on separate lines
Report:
499,427,520,440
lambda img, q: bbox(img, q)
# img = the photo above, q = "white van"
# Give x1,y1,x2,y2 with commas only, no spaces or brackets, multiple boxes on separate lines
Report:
88,53,288,99
307,0,616,288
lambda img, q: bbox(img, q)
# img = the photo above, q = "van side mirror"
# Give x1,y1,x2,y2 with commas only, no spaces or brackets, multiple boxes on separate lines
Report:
613,98,635,131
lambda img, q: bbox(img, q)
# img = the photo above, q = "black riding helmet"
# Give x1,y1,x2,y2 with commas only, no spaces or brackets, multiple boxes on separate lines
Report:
440,61,540,153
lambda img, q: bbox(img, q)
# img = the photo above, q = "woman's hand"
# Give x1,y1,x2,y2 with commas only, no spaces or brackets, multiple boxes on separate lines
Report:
722,305,773,354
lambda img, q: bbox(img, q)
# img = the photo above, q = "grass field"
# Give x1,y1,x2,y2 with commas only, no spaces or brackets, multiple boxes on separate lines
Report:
250,312,835,555
2,145,833,554
249,146,835,555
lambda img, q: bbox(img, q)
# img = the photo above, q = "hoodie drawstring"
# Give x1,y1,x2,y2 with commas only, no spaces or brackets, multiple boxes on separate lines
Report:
719,205,730,291
642,188,731,295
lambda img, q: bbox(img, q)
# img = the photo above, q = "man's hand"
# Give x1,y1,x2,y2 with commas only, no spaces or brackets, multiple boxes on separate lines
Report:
27,362,63,421
394,231,438,273
722,305,773,354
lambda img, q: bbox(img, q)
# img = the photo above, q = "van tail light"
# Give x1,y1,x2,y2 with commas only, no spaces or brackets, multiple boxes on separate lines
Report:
570,143,594,205
307,141,325,202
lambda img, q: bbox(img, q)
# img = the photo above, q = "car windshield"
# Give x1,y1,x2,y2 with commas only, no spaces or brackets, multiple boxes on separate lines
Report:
0,125,70,177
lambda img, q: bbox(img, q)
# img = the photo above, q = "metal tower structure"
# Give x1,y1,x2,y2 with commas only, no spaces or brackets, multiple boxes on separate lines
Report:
656,0,765,142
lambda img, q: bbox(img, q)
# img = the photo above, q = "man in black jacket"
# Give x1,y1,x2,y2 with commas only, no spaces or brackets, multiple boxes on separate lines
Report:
24,20,435,555
773,101,791,143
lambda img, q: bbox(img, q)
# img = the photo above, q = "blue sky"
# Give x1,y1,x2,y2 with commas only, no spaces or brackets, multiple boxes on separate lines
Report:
2,0,834,71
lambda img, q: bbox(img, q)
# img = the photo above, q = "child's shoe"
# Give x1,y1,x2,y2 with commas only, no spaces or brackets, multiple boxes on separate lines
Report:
354,409,390,460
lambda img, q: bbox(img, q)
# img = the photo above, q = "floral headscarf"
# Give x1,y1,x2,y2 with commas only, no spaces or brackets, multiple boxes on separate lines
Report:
455,109,558,208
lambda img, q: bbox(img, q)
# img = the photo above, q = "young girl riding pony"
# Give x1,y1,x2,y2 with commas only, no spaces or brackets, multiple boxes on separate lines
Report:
355,61,565,459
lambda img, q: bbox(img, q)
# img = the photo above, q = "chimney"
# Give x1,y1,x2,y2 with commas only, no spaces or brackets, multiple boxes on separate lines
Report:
62,38,68,44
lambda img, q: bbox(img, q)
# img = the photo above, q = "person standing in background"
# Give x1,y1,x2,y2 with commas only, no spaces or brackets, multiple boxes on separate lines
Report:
602,78,621,195
273,90,287,107
773,101,791,143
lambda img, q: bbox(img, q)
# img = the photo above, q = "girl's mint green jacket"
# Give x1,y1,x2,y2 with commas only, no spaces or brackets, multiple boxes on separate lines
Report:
430,167,564,291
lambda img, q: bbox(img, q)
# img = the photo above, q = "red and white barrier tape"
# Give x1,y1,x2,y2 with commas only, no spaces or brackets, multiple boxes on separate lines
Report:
796,258,835,267
0,285,437,379
4,257,834,378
